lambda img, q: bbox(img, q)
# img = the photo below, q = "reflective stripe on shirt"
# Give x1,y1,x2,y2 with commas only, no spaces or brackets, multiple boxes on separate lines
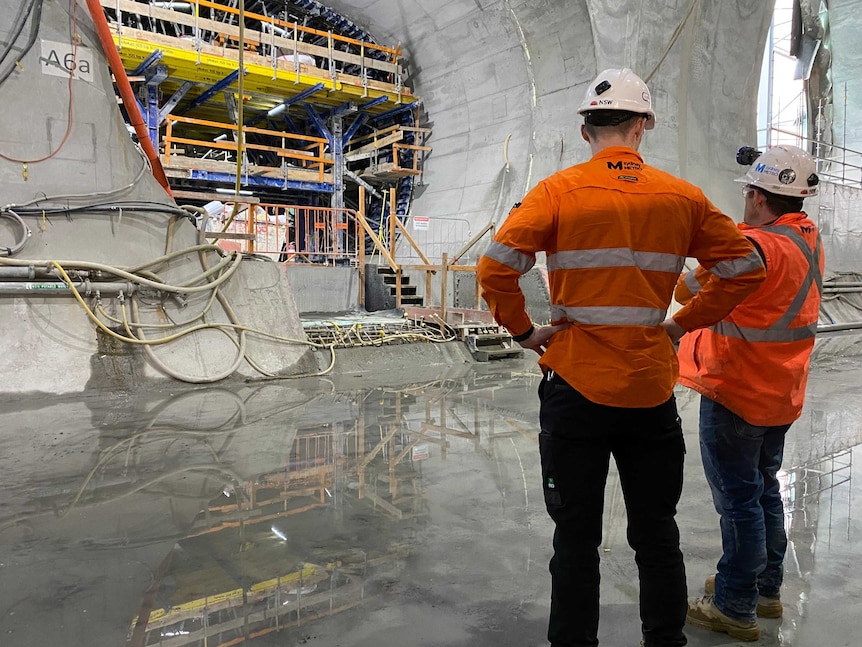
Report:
708,250,763,278
483,241,535,274
683,269,701,296
711,321,817,342
547,248,685,274
710,226,822,343
551,304,666,326
767,226,823,321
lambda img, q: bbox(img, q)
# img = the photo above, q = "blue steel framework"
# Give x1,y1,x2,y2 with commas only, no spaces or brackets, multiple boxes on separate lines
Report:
112,0,426,256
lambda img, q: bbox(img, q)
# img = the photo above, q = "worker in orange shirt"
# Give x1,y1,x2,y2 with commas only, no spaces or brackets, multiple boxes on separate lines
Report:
677,145,823,642
476,68,767,647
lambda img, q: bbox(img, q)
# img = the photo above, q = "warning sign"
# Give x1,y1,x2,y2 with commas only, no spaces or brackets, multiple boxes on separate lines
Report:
412,216,430,231
40,39,93,83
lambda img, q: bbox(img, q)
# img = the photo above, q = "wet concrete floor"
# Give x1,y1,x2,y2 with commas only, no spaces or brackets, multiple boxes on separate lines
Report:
0,355,860,647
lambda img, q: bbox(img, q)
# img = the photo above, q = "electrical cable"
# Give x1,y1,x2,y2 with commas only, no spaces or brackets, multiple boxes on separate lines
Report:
0,0,76,164
244,343,337,382
0,209,32,256
3,223,454,383
3,156,152,210
126,296,247,383
96,288,221,329
0,0,43,89
8,199,189,217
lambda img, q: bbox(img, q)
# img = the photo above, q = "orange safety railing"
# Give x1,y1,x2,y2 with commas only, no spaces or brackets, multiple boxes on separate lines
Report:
204,190,493,318
191,0,401,63
211,203,359,264
391,142,432,175
163,115,332,182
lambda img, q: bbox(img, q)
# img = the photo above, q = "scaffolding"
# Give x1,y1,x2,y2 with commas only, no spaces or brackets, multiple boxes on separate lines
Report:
760,0,862,185
96,0,429,214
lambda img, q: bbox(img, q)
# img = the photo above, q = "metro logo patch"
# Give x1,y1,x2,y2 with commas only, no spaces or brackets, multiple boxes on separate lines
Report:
755,162,781,176
607,160,642,171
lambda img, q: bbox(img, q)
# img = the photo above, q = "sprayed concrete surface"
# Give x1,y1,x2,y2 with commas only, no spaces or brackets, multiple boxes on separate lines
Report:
0,351,860,647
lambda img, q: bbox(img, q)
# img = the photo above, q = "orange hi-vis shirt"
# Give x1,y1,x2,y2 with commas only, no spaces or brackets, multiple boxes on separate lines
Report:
476,147,766,408
676,212,824,425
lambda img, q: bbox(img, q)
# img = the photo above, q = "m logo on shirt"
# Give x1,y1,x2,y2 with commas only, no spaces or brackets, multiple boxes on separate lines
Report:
607,160,642,171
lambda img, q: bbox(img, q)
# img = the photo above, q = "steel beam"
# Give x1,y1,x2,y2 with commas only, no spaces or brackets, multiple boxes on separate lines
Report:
342,113,369,146
186,170,334,193
373,100,421,123
131,50,164,77
190,69,241,109
159,81,193,122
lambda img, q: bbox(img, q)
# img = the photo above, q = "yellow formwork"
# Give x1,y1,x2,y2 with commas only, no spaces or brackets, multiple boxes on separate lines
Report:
112,32,411,117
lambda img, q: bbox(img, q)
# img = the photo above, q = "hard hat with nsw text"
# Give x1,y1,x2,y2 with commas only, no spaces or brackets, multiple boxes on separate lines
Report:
577,68,656,130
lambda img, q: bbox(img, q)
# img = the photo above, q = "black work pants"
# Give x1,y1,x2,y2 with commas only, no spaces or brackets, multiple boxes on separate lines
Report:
538,372,687,647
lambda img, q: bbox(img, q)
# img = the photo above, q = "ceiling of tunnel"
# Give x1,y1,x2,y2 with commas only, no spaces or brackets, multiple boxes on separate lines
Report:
316,1,779,245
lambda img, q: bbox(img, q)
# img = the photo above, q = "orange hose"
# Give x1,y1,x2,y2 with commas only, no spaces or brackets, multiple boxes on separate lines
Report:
85,0,173,197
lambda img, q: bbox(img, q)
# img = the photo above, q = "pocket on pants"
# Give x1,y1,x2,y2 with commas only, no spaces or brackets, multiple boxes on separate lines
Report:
538,429,563,515
730,413,768,441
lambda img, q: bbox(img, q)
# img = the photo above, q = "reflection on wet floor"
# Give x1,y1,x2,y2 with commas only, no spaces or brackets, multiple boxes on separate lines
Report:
0,359,860,647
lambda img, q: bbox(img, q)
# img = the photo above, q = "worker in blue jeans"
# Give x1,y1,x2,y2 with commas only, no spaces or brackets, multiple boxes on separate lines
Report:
676,145,824,641
697,399,789,622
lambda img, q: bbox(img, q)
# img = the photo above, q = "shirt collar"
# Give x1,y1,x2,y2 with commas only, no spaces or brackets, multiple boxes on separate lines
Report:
590,146,644,163
739,212,809,230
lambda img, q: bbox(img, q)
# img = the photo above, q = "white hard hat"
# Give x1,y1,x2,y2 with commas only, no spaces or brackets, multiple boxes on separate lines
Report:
577,68,656,130
735,145,819,197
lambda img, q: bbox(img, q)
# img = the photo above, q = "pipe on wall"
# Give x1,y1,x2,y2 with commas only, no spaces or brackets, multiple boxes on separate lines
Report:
0,281,136,295
84,0,173,196
817,322,862,333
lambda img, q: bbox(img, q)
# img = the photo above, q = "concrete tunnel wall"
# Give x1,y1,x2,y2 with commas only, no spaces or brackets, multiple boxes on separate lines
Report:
325,0,774,266
0,0,315,395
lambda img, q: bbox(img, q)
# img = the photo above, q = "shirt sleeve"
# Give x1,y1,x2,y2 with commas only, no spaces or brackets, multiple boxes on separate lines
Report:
674,264,709,305
675,235,768,305
672,198,767,331
476,182,557,337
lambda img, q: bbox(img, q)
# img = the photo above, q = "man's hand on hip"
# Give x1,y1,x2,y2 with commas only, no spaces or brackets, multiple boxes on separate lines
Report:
660,318,686,344
517,323,571,356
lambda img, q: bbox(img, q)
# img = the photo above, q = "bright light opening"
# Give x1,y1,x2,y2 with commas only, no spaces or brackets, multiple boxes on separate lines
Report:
758,0,809,149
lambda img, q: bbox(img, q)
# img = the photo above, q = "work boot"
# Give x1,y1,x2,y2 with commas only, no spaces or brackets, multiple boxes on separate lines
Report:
686,595,761,641
705,574,783,618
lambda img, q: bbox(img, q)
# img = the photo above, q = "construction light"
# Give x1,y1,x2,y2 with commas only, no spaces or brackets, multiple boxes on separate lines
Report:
268,103,287,118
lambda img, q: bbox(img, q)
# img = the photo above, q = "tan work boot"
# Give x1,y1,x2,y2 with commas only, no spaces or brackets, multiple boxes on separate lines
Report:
686,595,761,641
705,574,783,618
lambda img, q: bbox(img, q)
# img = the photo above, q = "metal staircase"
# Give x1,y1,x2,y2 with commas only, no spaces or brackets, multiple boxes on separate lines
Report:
376,266,424,306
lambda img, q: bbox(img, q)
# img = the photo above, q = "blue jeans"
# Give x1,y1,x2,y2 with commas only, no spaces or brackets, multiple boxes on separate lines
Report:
699,396,791,621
